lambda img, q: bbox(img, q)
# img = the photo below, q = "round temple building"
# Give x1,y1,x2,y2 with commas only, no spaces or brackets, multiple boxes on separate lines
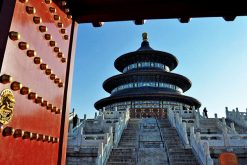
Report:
95,33,201,118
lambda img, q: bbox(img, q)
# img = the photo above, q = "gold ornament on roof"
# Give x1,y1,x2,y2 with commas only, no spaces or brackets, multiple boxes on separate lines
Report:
142,32,148,41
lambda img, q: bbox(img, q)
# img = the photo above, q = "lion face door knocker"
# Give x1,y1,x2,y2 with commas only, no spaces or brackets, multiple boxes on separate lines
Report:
0,89,15,125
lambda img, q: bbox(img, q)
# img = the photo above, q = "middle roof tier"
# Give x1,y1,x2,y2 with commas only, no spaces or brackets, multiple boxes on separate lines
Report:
103,70,192,94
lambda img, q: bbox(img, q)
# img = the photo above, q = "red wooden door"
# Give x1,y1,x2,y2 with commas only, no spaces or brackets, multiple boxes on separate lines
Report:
0,0,77,164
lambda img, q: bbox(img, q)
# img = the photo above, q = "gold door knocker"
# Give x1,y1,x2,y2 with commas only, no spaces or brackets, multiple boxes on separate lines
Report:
0,89,15,125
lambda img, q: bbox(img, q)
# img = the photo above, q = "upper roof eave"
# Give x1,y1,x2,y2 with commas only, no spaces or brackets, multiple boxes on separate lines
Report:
114,50,178,72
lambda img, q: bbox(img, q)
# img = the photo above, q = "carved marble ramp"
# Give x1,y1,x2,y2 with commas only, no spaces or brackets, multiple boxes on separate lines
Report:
137,118,168,165
159,119,200,165
107,118,170,165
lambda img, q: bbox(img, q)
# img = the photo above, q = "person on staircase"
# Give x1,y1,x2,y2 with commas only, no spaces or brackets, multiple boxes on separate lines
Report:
203,107,208,118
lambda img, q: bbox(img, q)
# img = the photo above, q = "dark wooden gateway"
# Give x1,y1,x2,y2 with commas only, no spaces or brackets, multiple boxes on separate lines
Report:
0,0,247,164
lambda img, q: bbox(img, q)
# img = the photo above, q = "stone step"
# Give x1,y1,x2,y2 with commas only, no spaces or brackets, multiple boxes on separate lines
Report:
163,133,178,135
120,137,137,139
121,135,138,137
159,125,169,127
110,152,134,156
162,131,177,133
120,135,136,138
169,154,198,159
118,145,137,148
163,135,179,137
162,128,176,131
119,141,137,144
162,130,177,132
107,161,136,165
165,141,182,144
120,138,137,141
169,162,199,165
122,133,138,135
118,142,137,145
163,136,179,139
122,130,138,133
121,134,137,136
108,156,135,161
169,152,195,156
164,137,180,140
169,149,193,154
110,150,135,155
162,129,177,132
166,143,183,147
165,141,182,145
111,148,135,151
170,158,198,163
119,139,137,141
120,136,137,139
166,145,184,149
118,141,137,144
163,133,178,136
163,138,181,141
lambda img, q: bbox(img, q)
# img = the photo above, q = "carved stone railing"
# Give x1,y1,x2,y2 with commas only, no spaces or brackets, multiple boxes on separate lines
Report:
67,108,130,161
68,128,114,165
174,109,195,118
100,108,129,147
226,107,247,129
113,110,129,147
67,121,85,148
97,131,114,165
199,133,247,147
216,116,236,134
81,133,108,146
167,108,175,127
190,126,214,165
175,113,190,148
168,108,190,148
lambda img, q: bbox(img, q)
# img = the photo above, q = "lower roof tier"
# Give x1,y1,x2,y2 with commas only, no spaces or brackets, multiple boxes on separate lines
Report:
94,92,201,110
103,70,192,93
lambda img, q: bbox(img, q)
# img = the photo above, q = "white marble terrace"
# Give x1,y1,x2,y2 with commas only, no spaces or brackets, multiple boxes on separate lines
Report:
67,106,247,165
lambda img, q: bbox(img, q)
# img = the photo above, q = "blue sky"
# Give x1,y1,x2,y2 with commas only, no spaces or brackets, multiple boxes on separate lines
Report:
71,17,247,118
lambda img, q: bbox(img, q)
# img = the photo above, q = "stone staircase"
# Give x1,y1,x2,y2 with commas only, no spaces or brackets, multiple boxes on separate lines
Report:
107,119,139,165
225,118,247,134
159,119,200,165
200,118,221,134
107,148,137,165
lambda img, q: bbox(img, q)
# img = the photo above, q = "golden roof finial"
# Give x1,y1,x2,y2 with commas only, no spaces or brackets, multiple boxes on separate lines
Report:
142,32,148,41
